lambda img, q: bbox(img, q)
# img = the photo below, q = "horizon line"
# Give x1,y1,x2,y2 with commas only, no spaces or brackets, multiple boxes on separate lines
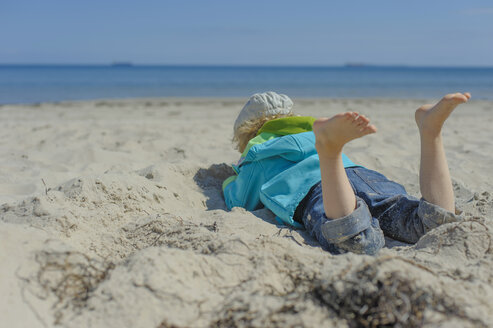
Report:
1,63,493,69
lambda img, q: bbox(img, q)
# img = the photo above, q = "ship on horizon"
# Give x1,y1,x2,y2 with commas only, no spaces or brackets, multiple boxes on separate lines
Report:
111,61,133,67
344,62,368,67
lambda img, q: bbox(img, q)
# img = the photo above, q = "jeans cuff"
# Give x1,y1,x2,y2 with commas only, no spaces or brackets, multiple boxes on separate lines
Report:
320,197,372,243
418,198,463,230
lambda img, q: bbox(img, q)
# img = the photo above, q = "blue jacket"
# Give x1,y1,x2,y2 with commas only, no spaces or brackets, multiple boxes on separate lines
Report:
223,131,356,227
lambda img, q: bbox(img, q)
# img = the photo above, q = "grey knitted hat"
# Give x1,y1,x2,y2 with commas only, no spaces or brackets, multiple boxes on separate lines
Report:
234,91,294,134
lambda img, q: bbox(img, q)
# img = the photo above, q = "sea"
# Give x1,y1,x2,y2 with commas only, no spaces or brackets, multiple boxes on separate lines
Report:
1,65,492,104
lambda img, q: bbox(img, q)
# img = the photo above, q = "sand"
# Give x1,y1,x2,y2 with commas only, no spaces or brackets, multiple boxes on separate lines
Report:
0,97,492,328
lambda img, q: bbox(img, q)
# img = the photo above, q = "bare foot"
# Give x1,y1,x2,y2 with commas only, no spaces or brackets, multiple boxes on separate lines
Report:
313,112,377,155
415,92,471,138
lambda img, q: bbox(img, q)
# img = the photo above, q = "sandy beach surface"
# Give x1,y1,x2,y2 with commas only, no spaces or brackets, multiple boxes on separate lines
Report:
1,97,492,328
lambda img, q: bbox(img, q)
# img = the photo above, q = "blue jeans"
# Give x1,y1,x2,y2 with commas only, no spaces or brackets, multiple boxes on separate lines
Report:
299,167,461,255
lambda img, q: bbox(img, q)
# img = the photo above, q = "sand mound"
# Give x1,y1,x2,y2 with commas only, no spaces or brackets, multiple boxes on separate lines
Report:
3,168,492,327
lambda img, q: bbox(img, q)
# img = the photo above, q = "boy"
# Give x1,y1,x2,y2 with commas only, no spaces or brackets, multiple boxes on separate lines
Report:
223,92,467,255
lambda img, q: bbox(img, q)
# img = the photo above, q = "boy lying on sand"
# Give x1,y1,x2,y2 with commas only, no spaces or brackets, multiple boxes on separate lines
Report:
223,92,469,255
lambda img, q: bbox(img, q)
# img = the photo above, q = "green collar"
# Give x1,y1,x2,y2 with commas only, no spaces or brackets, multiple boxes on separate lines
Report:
257,116,316,136
240,132,279,159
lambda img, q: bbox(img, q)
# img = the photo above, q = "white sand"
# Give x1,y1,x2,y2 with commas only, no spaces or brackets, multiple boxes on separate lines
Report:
1,98,492,327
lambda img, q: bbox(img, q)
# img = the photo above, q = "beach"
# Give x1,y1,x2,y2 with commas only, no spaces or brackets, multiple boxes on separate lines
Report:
1,97,492,327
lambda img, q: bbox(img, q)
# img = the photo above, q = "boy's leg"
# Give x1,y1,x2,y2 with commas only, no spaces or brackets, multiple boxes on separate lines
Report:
346,166,459,244
308,113,385,254
345,93,470,244
312,112,377,219
415,92,471,212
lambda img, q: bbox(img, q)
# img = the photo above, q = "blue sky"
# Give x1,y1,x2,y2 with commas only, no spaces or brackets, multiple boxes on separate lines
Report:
1,0,493,66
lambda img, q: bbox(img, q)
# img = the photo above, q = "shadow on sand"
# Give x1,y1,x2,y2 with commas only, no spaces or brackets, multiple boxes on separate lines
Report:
193,163,235,211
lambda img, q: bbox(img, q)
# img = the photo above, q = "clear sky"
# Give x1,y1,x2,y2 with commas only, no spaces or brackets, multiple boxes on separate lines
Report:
1,0,493,66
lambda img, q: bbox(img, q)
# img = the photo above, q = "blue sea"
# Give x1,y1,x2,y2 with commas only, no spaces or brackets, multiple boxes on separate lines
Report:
1,65,492,104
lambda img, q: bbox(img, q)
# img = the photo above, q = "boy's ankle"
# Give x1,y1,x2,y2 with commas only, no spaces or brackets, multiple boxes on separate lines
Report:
315,141,343,159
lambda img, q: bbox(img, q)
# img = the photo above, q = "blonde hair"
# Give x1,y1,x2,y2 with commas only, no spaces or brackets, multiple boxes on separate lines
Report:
233,113,294,153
